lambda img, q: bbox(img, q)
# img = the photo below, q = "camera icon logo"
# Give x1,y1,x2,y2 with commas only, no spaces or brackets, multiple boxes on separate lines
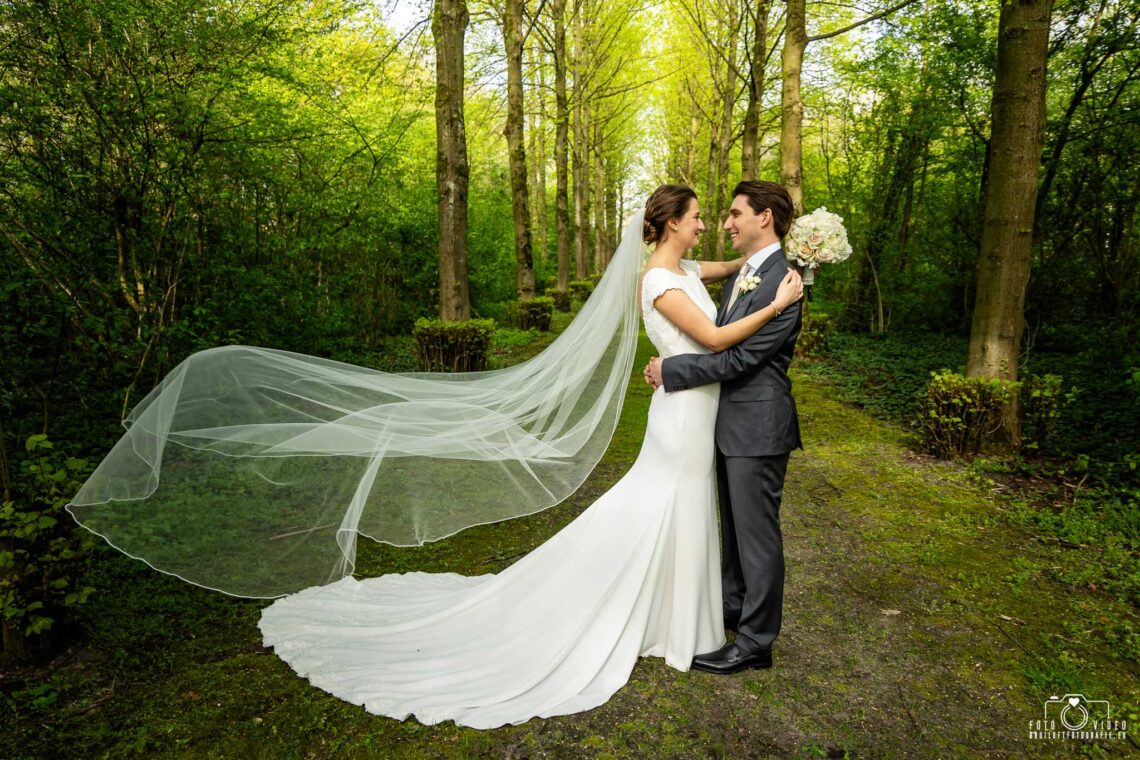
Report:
1044,694,1110,731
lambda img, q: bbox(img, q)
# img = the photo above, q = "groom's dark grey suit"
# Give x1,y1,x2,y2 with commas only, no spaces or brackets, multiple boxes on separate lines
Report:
660,249,802,654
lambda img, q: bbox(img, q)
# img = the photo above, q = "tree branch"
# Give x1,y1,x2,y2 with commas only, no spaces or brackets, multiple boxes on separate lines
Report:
806,0,920,43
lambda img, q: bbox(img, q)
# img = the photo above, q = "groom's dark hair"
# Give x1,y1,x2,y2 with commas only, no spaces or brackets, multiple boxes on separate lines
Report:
732,180,794,238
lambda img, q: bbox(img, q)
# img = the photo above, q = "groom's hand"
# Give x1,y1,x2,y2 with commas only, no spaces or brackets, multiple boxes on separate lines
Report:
646,357,663,389
643,359,656,388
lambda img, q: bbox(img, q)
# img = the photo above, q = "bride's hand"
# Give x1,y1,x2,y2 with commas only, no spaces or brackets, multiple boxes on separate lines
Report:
773,269,803,311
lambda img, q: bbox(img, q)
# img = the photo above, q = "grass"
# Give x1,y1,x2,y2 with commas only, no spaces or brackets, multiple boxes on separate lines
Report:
2,322,1138,758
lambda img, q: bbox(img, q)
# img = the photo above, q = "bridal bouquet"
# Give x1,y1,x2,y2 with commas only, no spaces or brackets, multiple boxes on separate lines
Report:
786,207,852,287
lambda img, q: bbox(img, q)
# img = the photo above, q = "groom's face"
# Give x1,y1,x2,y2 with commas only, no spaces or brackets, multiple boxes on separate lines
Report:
723,195,770,255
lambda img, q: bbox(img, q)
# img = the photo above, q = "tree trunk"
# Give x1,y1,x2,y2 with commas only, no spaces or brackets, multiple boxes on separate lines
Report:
605,176,618,263
553,0,571,293
433,0,471,321
573,98,591,278
781,0,807,217
528,38,548,266
965,0,1054,447
703,127,718,260
713,6,739,260
592,123,606,273
684,109,699,186
572,1,590,279
741,0,770,181
504,0,536,300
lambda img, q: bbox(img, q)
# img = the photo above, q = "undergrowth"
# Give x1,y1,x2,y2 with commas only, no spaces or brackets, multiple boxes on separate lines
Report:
801,326,1139,662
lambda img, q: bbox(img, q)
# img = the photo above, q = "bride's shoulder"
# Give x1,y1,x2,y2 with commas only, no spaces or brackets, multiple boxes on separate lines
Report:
641,264,677,278
678,259,700,276
640,267,686,311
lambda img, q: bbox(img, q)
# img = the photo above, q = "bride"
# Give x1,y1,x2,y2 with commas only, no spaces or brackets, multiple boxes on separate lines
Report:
67,184,802,729
257,185,802,727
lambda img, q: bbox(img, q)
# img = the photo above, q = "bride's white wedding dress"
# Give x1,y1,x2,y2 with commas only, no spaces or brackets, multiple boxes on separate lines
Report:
258,259,724,729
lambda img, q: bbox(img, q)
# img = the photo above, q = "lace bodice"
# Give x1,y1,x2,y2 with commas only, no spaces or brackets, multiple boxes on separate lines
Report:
640,259,717,358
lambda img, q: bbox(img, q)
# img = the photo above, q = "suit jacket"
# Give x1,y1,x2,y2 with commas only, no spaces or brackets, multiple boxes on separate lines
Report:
661,249,803,457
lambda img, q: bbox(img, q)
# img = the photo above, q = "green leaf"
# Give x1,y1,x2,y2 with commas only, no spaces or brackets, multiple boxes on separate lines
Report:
25,434,50,452
25,615,54,636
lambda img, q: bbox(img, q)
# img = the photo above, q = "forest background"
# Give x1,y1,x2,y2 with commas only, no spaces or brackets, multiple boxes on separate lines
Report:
0,0,1137,716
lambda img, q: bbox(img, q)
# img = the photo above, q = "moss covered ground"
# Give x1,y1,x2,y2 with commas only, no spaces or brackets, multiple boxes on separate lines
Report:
2,328,1137,758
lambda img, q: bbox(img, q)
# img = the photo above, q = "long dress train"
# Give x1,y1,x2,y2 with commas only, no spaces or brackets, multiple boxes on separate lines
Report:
258,260,722,728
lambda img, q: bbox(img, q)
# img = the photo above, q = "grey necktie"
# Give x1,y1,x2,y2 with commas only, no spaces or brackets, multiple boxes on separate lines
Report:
726,263,753,312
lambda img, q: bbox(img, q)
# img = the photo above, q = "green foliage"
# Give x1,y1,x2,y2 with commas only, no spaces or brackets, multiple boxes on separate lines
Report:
916,370,1018,458
1127,366,1140,397
800,330,970,420
796,311,834,359
518,297,554,332
552,290,572,312
1028,489,1140,605
1,675,63,713
1018,332,1140,470
705,281,725,307
0,0,446,465
806,329,1140,470
975,459,1140,618
412,319,496,372
568,280,594,304
1,436,95,660
812,328,1138,620
1019,373,1066,451
533,275,556,295
474,300,520,327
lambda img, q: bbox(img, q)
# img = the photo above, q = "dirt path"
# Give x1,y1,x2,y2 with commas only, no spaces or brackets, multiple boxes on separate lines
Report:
475,365,1138,758
725,374,1137,758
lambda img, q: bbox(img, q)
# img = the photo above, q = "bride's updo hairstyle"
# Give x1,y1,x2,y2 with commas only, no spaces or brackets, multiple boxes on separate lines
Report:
643,184,697,245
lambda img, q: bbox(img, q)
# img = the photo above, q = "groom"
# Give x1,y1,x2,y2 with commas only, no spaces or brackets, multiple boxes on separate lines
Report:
647,180,803,673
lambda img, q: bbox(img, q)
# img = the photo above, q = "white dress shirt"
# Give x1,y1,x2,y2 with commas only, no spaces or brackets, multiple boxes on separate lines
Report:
743,241,782,273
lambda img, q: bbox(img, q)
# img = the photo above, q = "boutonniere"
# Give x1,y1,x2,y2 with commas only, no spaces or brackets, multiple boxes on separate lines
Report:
738,274,761,294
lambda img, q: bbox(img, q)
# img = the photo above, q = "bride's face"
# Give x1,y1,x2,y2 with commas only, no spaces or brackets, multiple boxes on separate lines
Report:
667,198,705,250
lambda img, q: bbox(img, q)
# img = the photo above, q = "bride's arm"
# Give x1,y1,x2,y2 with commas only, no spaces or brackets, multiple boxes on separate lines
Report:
697,257,746,283
652,270,803,353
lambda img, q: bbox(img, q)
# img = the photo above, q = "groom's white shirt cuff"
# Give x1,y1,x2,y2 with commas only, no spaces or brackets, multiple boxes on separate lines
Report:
745,241,782,272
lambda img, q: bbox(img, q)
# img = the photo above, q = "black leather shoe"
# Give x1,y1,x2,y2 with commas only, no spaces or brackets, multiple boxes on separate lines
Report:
691,643,772,674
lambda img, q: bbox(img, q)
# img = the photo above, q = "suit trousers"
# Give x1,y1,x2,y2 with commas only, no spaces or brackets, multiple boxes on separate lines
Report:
716,449,789,654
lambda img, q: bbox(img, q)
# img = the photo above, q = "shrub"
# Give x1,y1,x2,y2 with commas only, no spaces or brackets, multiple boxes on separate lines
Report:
518,297,553,332
478,301,520,328
1020,373,1065,451
568,280,593,304
916,370,1019,458
552,290,571,312
1,435,95,663
796,311,833,359
412,318,495,372
534,275,556,295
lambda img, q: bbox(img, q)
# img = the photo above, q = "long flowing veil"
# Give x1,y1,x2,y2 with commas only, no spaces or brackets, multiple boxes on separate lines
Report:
67,211,647,598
